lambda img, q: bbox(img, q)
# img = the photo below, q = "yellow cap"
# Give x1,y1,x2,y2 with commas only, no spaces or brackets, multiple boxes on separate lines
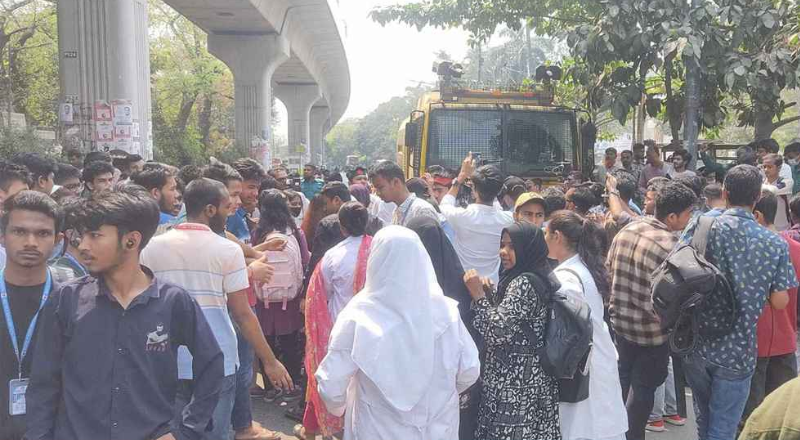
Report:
514,192,546,212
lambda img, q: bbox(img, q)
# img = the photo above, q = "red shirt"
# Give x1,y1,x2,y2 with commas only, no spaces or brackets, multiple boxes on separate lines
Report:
757,235,800,357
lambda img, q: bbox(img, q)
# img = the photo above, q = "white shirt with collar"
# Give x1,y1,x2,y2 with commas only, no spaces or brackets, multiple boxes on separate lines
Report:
320,235,365,322
440,194,514,284
369,194,396,225
392,194,440,227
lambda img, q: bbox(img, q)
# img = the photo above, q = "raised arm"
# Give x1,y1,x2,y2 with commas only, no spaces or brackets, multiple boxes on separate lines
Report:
466,271,541,346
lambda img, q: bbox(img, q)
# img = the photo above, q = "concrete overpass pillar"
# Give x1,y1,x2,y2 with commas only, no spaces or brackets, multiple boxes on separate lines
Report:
58,0,152,157
208,34,290,158
321,119,332,167
274,84,321,168
309,105,330,165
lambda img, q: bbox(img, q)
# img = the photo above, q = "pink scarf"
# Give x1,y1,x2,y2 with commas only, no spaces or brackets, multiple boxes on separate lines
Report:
303,235,372,436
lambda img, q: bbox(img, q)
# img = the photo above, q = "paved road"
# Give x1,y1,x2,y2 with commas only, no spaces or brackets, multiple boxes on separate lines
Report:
249,389,699,440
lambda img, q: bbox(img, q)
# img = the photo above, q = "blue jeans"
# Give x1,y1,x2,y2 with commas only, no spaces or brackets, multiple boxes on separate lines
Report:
232,327,255,431
176,374,237,440
649,356,678,421
683,354,754,440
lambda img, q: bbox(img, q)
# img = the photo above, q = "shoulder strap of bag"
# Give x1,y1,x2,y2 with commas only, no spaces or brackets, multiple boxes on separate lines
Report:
690,216,716,257
555,267,585,297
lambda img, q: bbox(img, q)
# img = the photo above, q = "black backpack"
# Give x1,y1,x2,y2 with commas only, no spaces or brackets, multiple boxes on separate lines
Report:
521,272,593,382
651,216,737,355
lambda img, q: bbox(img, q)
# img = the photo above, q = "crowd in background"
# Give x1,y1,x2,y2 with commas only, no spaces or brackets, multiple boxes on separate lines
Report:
0,138,798,440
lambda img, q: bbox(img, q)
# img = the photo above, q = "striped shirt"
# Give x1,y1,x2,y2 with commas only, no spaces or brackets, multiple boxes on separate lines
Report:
606,217,676,346
141,223,249,378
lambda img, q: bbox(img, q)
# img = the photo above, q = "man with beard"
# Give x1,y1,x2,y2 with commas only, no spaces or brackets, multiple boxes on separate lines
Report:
26,186,224,440
0,191,62,440
131,163,181,230
141,178,291,440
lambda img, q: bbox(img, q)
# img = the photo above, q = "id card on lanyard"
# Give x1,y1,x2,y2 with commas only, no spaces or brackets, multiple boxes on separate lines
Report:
1,270,51,416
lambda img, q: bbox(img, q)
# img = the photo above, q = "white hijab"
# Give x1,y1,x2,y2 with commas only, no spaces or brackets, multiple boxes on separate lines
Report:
327,225,455,411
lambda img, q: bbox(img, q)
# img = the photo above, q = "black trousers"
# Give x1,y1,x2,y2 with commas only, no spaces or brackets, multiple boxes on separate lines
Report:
671,354,688,418
741,353,798,425
617,337,670,440
263,332,304,387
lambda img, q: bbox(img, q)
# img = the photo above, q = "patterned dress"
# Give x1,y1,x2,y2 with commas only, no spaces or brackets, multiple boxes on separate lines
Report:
472,274,561,440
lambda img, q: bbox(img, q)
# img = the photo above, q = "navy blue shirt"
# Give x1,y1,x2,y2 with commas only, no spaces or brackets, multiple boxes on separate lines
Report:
26,269,224,440
680,208,797,373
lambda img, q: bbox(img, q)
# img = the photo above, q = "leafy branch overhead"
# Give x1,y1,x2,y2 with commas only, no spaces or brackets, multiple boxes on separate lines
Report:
371,0,800,140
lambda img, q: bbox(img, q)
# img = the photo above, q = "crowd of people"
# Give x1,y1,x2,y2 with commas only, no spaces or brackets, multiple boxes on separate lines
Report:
0,139,798,440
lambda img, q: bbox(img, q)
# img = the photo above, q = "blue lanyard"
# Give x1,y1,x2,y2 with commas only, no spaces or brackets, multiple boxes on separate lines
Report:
0,270,52,378
63,253,88,277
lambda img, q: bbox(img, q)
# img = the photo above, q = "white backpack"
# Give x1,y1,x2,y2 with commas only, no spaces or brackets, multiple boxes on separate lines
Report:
256,231,303,310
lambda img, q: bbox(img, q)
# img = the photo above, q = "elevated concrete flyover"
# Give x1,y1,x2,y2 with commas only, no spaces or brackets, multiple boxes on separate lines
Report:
57,0,349,164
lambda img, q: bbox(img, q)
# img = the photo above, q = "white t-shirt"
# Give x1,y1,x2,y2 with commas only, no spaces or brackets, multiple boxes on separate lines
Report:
440,194,514,284
141,223,249,378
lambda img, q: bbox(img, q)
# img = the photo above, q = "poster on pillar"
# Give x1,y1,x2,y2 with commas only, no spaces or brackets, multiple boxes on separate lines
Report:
94,101,112,122
95,121,114,142
112,100,134,126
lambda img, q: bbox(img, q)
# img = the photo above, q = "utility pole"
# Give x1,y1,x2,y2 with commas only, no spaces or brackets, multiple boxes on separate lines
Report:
477,44,483,84
683,0,701,170
525,22,533,77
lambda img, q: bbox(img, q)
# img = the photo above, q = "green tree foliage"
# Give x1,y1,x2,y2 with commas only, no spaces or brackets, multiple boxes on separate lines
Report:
371,0,800,141
0,0,58,128
149,0,244,165
324,85,428,167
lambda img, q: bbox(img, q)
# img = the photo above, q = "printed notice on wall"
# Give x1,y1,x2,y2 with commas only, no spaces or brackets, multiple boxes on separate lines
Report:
60,103,73,123
94,101,112,121
95,121,114,141
112,100,133,125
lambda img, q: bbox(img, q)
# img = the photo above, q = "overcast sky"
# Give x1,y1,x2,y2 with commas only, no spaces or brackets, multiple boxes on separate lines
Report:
336,0,471,118
275,0,471,137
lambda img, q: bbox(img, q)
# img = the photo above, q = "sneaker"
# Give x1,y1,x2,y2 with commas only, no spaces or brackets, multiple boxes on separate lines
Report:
664,414,686,426
263,388,284,402
646,420,667,432
281,386,304,402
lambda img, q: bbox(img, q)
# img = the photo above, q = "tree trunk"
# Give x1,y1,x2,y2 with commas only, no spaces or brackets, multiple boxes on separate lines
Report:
635,97,646,143
174,93,197,132
754,111,775,140
198,94,213,148
683,0,701,168
664,56,681,141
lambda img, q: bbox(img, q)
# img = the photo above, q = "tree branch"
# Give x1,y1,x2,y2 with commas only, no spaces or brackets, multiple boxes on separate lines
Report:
773,115,800,130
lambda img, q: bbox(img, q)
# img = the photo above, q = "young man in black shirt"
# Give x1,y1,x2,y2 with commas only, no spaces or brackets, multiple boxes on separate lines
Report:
26,186,224,440
0,191,63,440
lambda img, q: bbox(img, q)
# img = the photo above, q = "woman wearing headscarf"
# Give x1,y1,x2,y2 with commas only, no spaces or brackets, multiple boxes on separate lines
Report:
408,216,482,440
316,226,481,440
545,211,627,440
464,222,562,440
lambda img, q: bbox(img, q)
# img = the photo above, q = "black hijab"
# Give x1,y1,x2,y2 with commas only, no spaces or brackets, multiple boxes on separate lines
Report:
407,216,481,345
407,216,470,305
498,222,560,299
